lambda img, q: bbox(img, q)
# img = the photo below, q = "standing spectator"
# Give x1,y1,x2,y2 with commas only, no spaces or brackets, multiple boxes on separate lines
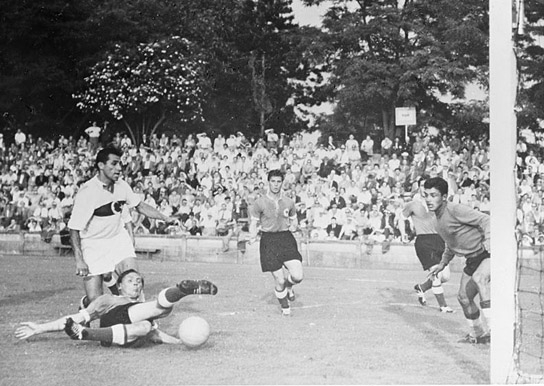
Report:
360,135,374,162
381,136,393,156
84,122,102,151
265,128,279,150
14,128,27,149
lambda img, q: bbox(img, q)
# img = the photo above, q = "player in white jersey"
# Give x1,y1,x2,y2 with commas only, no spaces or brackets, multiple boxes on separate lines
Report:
249,169,303,316
68,147,179,307
403,197,453,313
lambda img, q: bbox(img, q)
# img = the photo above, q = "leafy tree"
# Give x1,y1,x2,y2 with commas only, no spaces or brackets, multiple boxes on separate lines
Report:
73,37,205,145
301,0,489,140
515,0,544,132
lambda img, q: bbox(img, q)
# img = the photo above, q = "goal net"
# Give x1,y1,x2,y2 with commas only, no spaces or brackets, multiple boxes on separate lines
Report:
492,0,544,383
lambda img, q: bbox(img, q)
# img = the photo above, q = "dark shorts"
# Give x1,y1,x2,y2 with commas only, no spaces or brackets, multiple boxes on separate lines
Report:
99,303,153,348
260,231,302,272
414,234,445,271
464,250,490,276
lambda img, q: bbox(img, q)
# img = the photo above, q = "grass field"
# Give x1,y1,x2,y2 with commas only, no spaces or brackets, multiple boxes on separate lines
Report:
0,254,490,385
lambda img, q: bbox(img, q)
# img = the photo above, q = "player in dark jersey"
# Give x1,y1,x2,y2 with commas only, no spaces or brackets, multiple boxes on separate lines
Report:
249,170,303,316
15,270,218,347
425,177,490,344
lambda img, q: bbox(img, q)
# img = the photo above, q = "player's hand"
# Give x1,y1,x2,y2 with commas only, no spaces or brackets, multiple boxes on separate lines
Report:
428,263,445,279
248,236,258,245
15,322,41,340
75,261,89,277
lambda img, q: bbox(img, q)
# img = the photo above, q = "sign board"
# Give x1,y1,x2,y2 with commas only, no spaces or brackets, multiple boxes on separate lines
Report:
395,107,417,126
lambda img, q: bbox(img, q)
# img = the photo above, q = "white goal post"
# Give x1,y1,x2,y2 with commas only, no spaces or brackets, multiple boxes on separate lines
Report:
489,0,518,383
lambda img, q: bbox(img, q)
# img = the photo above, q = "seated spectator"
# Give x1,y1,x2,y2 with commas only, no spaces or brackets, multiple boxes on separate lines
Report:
339,216,358,240
325,217,342,239
184,213,202,236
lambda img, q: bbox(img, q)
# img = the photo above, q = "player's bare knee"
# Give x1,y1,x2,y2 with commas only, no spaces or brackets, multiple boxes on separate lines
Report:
471,272,489,288
291,272,303,284
457,292,471,307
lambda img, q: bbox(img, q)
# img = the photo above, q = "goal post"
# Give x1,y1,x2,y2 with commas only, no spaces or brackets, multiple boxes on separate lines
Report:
489,0,517,383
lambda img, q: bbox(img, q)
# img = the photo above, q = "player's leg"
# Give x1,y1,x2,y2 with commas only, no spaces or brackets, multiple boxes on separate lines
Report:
83,275,104,304
283,259,303,302
271,268,291,315
129,279,218,323
470,258,491,331
457,273,487,342
431,266,453,312
65,318,153,346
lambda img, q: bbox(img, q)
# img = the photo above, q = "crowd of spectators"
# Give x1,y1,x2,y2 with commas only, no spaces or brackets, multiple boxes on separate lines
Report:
0,123,494,252
516,128,544,249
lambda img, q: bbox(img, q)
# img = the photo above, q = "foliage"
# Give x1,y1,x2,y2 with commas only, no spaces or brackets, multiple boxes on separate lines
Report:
302,0,489,141
73,36,205,144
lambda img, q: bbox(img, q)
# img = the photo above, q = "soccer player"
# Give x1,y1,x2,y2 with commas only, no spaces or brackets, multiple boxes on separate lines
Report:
402,197,453,313
15,270,218,347
424,177,490,344
68,147,179,307
249,169,303,316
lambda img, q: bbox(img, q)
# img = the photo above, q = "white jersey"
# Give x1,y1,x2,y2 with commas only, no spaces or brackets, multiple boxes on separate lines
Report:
68,176,140,239
68,176,141,275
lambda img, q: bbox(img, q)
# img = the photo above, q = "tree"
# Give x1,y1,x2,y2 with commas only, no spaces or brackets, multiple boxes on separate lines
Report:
301,0,489,140
515,0,544,133
73,37,205,145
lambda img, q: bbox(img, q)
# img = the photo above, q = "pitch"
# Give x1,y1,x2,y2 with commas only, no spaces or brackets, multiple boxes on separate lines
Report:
0,254,489,385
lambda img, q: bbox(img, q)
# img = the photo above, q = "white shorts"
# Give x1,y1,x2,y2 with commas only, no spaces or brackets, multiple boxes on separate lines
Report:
81,230,136,275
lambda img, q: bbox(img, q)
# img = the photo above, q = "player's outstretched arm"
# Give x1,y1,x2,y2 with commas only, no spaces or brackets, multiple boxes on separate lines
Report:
15,313,85,340
136,201,178,224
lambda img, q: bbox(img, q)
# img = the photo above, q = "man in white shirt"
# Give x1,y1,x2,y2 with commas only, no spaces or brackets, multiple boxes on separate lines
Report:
68,147,179,307
85,122,102,151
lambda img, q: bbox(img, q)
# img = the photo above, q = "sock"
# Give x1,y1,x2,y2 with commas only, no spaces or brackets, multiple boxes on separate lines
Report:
275,288,289,309
464,310,485,337
285,274,295,290
157,287,185,308
419,278,432,292
480,300,491,328
431,285,448,307
81,326,114,344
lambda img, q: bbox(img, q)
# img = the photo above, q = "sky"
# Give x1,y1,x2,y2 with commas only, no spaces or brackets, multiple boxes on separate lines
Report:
290,0,330,27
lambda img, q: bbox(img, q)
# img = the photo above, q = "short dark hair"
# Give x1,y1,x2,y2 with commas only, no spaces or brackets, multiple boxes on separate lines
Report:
424,177,448,196
95,146,123,169
267,169,284,181
117,269,144,287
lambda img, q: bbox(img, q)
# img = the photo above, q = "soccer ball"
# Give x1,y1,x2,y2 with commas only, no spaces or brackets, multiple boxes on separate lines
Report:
178,316,210,348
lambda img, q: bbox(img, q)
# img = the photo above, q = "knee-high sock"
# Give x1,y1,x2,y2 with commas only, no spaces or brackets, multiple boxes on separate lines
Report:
157,287,186,308
80,324,126,345
480,300,491,328
275,288,289,309
464,310,486,337
419,278,432,292
431,284,448,307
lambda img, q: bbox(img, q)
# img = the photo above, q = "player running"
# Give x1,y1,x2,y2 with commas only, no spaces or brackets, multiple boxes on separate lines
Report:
403,197,453,313
424,177,491,344
249,169,303,316
15,270,218,347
